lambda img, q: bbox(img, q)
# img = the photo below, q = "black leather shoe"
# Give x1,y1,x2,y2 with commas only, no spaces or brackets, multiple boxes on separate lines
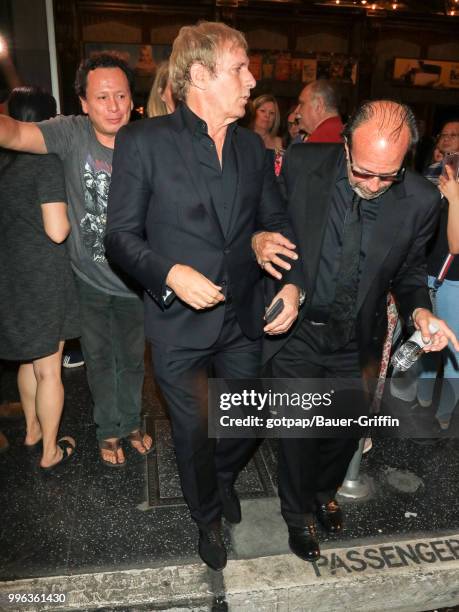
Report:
198,524,227,571
218,480,241,524
288,524,320,562
316,499,343,533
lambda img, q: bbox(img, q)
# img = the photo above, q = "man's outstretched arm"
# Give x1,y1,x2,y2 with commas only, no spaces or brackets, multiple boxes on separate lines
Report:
0,114,47,153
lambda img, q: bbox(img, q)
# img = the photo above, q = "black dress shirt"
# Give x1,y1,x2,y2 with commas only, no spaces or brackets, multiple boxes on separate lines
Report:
307,156,380,322
181,104,238,236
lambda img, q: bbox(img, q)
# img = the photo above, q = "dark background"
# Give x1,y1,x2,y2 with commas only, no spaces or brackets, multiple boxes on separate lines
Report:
1,0,459,138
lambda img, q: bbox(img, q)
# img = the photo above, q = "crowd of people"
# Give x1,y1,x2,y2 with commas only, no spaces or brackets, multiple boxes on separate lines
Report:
0,20,458,572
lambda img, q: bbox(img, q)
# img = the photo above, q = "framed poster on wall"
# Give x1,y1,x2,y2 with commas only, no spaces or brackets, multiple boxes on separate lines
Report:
248,51,357,85
393,58,459,89
84,43,171,77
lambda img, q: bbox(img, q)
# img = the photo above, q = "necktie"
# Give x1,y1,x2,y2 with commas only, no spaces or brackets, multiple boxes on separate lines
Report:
325,192,362,351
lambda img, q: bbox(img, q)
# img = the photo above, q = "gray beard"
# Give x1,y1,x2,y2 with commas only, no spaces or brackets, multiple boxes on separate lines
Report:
352,183,391,200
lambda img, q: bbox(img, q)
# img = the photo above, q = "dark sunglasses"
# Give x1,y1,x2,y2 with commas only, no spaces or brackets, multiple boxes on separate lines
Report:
348,147,405,183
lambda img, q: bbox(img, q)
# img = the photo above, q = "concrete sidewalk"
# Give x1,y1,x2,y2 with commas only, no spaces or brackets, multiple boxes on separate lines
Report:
1,363,458,611
1,532,458,611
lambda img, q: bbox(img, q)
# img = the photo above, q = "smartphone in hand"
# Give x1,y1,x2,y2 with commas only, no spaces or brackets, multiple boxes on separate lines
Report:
442,152,459,180
264,298,284,323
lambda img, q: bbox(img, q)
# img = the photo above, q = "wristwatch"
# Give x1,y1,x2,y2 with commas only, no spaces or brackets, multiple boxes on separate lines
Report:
298,289,306,307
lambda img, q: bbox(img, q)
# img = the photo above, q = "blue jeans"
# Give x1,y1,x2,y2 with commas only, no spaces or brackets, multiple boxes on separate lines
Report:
418,276,459,422
75,276,145,441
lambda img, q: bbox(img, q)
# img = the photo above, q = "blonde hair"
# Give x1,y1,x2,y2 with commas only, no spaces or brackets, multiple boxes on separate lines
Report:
250,94,281,137
169,21,247,102
146,62,171,118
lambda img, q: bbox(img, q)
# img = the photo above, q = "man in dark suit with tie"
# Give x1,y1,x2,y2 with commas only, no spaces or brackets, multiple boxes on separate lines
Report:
105,21,302,570
257,100,459,562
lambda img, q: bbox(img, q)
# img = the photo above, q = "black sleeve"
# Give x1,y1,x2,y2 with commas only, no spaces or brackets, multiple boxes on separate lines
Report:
392,191,441,323
254,145,304,290
105,125,178,308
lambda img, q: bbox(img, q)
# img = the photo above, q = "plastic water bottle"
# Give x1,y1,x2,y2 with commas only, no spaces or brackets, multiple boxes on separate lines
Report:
391,323,440,372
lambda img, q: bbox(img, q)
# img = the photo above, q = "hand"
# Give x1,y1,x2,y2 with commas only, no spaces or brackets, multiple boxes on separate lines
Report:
166,264,225,310
264,284,300,335
252,231,298,280
412,307,459,353
439,164,459,204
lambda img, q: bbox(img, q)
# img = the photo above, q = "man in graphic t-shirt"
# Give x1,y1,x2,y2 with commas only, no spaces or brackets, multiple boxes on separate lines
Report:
0,53,151,467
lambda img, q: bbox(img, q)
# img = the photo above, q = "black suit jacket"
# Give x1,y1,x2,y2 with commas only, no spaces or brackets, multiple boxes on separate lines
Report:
105,107,302,349
264,143,441,374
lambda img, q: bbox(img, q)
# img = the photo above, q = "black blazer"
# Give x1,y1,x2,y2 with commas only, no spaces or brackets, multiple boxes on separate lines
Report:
105,107,302,349
264,143,441,374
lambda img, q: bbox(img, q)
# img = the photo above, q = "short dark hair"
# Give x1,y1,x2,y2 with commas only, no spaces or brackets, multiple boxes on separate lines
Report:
74,52,135,99
343,99,418,148
8,86,57,122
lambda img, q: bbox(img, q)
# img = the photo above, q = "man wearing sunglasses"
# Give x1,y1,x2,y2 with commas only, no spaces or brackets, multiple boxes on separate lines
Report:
259,99,459,562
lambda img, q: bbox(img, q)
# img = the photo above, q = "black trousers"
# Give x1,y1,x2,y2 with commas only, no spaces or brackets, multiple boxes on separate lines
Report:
270,319,360,527
150,302,260,527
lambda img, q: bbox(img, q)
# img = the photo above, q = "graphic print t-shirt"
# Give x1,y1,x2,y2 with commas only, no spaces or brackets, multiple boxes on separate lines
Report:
81,155,111,263
38,115,136,297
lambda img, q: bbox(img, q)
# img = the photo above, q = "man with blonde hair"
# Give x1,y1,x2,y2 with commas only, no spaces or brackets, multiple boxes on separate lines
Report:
106,21,303,570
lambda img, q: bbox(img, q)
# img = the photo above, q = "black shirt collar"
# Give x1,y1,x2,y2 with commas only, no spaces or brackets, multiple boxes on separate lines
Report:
180,103,238,139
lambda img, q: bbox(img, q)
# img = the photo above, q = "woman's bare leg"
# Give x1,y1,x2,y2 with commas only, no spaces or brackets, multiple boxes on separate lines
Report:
18,363,42,446
32,341,72,468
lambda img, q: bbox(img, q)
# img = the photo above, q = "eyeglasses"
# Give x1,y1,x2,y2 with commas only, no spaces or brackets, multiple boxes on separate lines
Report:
288,119,299,127
438,133,459,139
348,147,405,183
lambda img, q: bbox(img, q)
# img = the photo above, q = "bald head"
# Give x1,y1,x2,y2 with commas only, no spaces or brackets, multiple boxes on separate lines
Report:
344,100,416,200
344,100,418,149
352,102,412,166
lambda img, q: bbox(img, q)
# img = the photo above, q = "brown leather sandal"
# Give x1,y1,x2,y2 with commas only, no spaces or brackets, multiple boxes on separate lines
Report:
99,438,126,468
126,430,154,456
